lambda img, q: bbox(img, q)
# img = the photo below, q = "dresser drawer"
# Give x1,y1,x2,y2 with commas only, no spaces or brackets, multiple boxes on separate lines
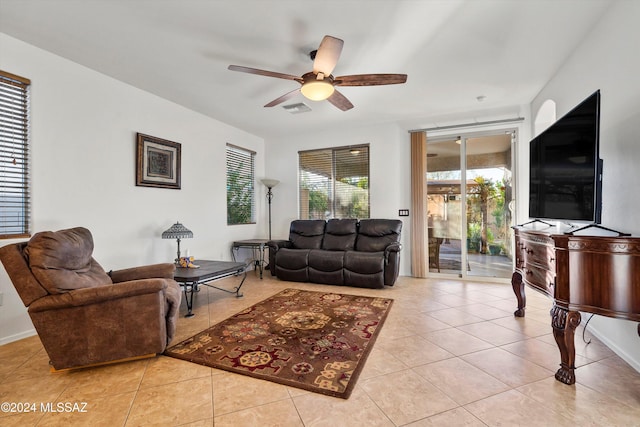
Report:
521,239,555,270
522,262,555,296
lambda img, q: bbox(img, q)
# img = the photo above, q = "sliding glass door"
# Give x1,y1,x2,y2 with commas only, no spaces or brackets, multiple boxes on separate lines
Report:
426,138,463,274
426,131,515,279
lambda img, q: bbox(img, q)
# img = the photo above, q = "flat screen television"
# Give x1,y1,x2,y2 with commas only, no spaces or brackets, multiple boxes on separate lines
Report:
529,90,602,223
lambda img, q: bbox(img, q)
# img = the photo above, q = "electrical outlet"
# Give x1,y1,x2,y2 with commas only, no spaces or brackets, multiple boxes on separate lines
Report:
0,292,3,306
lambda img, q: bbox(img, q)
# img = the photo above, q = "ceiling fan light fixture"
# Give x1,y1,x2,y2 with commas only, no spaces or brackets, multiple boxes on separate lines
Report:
301,80,335,101
228,35,406,111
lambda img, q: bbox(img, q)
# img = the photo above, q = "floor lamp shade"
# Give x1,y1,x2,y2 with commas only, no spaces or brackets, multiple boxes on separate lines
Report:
261,178,280,189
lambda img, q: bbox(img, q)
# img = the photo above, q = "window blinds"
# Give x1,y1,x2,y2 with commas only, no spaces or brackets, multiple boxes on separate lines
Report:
0,71,30,238
298,145,369,219
226,144,256,225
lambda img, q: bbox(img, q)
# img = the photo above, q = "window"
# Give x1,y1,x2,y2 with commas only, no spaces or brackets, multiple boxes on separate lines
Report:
226,144,255,225
0,70,30,239
299,144,369,219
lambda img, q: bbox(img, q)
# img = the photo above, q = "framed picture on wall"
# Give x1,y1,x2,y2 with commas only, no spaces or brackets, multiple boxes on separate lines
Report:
136,133,181,189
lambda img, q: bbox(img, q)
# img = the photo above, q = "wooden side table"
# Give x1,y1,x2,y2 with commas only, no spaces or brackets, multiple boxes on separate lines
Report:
231,239,270,279
174,260,247,317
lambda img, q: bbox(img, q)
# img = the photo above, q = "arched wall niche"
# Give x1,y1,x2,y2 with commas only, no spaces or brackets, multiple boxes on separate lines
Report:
534,99,556,136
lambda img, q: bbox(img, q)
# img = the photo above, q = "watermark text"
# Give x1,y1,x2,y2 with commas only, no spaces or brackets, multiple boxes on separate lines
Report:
1,401,88,413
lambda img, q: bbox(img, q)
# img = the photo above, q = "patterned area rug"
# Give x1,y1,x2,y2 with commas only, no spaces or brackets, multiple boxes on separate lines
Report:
165,288,393,399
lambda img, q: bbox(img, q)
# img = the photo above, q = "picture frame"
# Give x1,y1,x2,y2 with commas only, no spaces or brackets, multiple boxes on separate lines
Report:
136,133,181,189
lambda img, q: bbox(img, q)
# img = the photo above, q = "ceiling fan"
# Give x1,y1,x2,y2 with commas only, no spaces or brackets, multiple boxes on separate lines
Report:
228,35,407,111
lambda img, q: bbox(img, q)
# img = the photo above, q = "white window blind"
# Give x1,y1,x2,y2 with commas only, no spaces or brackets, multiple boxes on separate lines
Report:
0,70,30,239
226,144,256,225
298,145,370,219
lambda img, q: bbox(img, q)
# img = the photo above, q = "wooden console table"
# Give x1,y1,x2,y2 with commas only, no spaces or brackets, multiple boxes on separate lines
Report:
174,260,247,317
512,224,640,385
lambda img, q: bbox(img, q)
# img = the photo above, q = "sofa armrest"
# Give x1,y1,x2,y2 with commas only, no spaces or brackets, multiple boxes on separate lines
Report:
267,240,292,277
108,263,176,282
383,242,402,286
384,242,402,262
28,279,172,313
267,240,292,251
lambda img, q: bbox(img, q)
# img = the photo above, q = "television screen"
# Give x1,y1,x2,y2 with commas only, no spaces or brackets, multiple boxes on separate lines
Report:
529,90,601,223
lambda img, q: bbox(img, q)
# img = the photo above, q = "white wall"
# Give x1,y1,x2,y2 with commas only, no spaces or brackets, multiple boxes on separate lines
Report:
531,0,640,370
0,34,266,343
264,123,412,276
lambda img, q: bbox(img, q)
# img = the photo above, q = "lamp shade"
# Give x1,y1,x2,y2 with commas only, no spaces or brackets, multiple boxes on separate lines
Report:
300,80,335,101
261,178,280,189
162,222,193,239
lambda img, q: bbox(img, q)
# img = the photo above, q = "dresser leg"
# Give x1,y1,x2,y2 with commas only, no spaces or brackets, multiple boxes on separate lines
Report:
551,305,581,385
511,271,526,317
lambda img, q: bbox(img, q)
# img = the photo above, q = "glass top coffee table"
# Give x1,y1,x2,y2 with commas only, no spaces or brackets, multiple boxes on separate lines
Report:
174,260,248,317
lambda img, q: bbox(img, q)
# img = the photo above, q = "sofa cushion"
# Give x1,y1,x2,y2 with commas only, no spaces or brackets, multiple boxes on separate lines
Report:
344,251,384,274
308,249,344,285
355,219,402,252
322,219,357,251
344,251,384,288
308,249,344,271
25,227,112,294
276,248,309,270
275,248,310,282
289,220,326,249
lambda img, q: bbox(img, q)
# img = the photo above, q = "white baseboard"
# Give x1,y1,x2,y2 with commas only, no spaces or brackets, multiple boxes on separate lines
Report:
0,329,37,346
586,322,640,373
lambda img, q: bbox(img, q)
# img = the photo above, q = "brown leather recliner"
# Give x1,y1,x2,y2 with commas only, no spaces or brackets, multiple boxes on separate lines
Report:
0,227,181,370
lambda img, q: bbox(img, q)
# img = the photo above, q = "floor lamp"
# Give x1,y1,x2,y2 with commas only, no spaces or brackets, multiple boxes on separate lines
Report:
261,178,280,240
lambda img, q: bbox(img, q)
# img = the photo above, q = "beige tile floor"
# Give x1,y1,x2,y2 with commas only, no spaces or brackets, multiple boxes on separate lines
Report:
1,273,640,426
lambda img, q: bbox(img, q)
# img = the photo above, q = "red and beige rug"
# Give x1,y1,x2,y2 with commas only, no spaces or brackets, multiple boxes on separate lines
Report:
165,288,393,399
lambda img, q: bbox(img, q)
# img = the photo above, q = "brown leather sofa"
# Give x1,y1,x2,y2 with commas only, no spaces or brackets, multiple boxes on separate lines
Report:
0,227,181,370
268,219,402,288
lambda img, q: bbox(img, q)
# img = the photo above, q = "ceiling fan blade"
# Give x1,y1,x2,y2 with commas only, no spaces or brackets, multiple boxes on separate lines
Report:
313,35,344,76
228,65,301,82
334,74,408,86
264,88,301,107
327,89,354,111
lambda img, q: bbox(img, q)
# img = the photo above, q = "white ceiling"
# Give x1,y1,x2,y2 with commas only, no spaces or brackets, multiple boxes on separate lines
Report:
0,0,613,139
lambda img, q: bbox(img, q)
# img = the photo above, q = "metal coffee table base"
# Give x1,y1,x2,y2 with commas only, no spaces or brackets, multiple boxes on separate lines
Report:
174,260,248,317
